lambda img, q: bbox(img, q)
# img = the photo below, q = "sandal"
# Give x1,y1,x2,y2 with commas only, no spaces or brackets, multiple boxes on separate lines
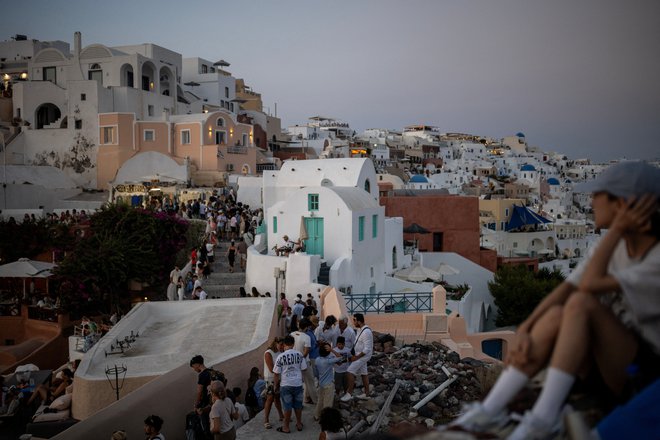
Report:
264,422,272,429
276,427,290,433
296,423,303,431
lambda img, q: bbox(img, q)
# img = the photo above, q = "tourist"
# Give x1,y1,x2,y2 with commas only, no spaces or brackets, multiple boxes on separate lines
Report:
176,276,185,301
316,315,339,345
274,235,295,256
280,293,290,314
450,161,660,439
273,335,307,433
318,407,346,440
193,286,208,300
292,298,304,320
143,414,165,440
190,355,213,435
230,387,251,430
333,336,352,396
337,315,356,351
263,337,285,429
239,287,247,298
224,240,237,273
314,342,344,420
237,237,247,271
307,293,318,310
291,318,316,404
340,313,373,401
302,299,316,318
251,287,260,298
27,368,73,406
167,265,180,301
246,367,265,417
209,380,237,440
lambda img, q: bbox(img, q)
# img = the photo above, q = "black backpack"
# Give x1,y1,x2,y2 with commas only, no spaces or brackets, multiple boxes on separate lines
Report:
245,385,259,408
207,368,226,383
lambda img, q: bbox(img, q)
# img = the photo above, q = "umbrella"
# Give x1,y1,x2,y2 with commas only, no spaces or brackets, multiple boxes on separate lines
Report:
183,81,200,87
394,264,441,282
403,223,430,234
213,60,230,67
0,258,55,296
299,216,309,241
436,262,459,282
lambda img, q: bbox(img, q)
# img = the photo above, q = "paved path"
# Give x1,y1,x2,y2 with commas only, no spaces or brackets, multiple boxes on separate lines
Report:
236,402,321,439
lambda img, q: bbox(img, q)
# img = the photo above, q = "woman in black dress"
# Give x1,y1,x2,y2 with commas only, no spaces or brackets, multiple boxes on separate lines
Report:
226,240,237,273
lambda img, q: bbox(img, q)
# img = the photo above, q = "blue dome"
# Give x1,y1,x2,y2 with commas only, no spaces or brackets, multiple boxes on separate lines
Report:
521,164,536,171
547,178,560,185
516,132,526,138
410,175,429,183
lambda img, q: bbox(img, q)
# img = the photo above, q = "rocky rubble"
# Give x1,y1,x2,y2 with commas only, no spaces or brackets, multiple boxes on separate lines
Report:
339,334,503,435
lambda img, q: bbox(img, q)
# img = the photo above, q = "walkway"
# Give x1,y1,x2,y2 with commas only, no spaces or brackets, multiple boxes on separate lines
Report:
237,402,321,439
205,239,247,298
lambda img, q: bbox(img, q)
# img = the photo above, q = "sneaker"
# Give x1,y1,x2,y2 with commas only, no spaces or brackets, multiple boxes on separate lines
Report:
340,392,352,402
508,411,561,440
448,402,509,433
356,393,369,400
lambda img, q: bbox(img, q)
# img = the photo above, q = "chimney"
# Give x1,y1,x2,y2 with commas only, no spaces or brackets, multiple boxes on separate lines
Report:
74,32,81,58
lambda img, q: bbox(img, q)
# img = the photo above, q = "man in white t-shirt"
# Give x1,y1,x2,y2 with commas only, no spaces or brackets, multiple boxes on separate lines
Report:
337,315,356,351
340,313,373,402
273,335,307,433
291,319,316,404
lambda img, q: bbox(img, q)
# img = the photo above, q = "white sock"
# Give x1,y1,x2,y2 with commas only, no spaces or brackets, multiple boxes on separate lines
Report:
482,367,529,414
531,367,575,422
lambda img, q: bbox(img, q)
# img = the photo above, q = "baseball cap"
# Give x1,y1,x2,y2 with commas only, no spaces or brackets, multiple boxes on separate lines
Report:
573,161,660,198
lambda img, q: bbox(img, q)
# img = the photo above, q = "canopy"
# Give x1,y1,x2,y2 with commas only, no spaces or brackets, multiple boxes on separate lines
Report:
394,264,441,282
299,216,309,241
0,258,55,278
403,223,430,234
436,262,460,276
505,205,551,231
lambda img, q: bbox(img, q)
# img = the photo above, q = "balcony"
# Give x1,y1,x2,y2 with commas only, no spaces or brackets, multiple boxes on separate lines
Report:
227,145,247,154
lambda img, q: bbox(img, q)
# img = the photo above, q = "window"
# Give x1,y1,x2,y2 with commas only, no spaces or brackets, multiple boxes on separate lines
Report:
225,87,229,98
308,194,319,211
358,216,365,241
392,246,397,269
102,126,116,144
273,216,278,233
80,93,86,101
43,66,56,83
216,118,224,127
215,131,225,144
201,64,208,74
181,130,191,145
242,133,247,146
148,105,154,117
126,70,134,88
364,179,371,192
513,242,518,248
88,68,103,84
372,214,378,238
505,208,509,217
144,130,155,141
75,119,82,130
141,76,150,91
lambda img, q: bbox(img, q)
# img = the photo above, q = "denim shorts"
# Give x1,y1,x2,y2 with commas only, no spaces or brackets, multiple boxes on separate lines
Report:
279,385,303,411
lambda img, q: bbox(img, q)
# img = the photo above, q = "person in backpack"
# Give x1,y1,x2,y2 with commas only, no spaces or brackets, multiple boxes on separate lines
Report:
190,355,213,436
245,367,265,417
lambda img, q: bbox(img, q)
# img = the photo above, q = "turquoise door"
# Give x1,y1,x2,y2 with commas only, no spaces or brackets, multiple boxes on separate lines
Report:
304,217,324,258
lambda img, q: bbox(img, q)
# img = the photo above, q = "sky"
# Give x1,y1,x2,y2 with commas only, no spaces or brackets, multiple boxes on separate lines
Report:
3,0,659,162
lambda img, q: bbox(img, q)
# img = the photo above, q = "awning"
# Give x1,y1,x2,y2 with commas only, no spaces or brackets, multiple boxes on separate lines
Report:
506,205,551,231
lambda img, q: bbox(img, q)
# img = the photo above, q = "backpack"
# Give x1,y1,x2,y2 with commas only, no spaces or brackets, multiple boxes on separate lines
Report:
245,385,259,408
207,368,226,384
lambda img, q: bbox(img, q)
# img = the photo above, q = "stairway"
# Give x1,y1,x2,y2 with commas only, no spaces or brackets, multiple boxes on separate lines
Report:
318,262,330,285
203,240,247,298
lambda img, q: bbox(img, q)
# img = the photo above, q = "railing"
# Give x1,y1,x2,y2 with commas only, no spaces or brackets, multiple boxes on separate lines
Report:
0,303,21,317
344,292,433,314
227,145,247,154
27,306,59,322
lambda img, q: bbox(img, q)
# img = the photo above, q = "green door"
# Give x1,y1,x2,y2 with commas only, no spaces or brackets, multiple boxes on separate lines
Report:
304,217,324,258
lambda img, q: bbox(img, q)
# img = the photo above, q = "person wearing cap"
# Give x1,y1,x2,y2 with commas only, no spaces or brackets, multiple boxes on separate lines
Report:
451,161,660,439
274,235,295,256
143,414,165,439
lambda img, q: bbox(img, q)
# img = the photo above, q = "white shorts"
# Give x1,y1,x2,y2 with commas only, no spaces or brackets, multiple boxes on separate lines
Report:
347,358,368,376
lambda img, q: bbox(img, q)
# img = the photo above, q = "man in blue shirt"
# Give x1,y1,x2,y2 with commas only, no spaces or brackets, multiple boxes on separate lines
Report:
302,319,319,404
313,342,343,419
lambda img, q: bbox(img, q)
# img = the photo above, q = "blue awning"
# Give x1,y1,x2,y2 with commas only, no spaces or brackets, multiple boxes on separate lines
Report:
506,205,551,231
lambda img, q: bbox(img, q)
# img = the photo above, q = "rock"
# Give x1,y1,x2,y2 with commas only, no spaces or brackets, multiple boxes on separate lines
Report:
446,351,460,364
424,418,435,429
417,406,434,418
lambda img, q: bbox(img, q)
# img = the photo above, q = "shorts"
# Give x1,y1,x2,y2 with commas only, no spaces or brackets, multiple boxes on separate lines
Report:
280,385,303,411
347,358,368,376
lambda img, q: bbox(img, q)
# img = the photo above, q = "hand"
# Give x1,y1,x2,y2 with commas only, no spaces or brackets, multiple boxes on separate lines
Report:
611,194,657,234
507,331,532,367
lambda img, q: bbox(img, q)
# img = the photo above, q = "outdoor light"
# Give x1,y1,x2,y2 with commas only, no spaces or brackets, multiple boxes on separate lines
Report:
20,72,28,79
143,296,148,301
230,128,234,136
2,74,9,80
149,82,154,90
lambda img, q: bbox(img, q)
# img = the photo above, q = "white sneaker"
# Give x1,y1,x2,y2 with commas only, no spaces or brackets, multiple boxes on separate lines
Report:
448,402,509,433
340,393,352,402
356,393,369,400
508,411,561,440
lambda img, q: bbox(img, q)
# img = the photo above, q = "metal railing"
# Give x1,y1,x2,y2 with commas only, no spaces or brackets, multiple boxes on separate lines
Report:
344,292,433,314
227,145,247,154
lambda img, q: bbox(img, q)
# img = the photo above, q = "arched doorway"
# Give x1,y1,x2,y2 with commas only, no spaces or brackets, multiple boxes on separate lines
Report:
35,103,61,129
120,63,134,87
392,246,398,269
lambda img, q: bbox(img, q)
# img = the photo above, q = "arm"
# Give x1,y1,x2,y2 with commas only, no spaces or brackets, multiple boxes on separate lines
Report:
210,416,220,434
195,384,204,408
265,351,275,374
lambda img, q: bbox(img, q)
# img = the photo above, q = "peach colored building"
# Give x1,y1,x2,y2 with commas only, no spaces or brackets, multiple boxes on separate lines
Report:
97,110,270,188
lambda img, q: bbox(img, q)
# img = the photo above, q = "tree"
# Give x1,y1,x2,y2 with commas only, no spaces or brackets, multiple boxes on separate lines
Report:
54,203,190,311
488,266,565,327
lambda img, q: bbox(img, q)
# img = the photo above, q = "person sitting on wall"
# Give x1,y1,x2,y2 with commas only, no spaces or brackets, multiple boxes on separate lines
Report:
274,235,295,256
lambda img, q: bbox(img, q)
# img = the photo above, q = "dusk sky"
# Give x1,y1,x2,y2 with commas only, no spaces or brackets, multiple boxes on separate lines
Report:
4,0,659,162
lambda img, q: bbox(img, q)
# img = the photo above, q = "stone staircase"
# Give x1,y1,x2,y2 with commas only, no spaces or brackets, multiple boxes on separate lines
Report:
203,240,246,298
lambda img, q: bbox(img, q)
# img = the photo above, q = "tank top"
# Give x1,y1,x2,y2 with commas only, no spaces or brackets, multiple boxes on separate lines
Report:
264,349,277,382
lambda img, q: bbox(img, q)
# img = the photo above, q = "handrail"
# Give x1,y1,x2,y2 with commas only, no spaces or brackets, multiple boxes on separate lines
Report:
344,292,433,314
